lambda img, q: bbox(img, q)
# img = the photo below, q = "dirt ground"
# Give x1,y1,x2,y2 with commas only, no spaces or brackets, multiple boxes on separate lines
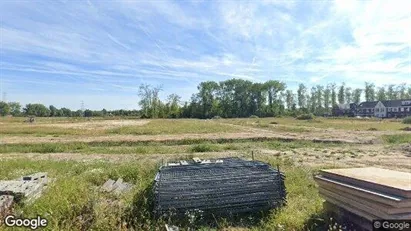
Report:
41,120,150,130
1,118,410,172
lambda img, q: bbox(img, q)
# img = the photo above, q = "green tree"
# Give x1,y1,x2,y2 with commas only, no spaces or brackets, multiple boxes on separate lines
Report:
285,90,295,111
49,105,58,117
353,88,362,104
23,104,50,117
324,85,331,113
297,84,307,111
8,102,21,116
338,83,345,104
196,81,220,118
166,94,181,118
365,82,376,101
345,87,352,103
387,84,396,100
397,83,407,99
330,83,337,106
377,87,387,101
60,108,72,117
316,85,324,112
0,101,10,116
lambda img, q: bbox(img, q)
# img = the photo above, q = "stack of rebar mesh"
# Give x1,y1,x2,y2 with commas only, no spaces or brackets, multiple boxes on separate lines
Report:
153,158,286,217
315,167,411,230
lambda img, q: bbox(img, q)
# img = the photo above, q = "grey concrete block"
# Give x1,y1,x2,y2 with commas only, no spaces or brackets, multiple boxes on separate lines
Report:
101,179,116,192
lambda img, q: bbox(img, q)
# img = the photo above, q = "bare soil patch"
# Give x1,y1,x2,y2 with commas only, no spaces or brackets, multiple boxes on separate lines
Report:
41,120,150,130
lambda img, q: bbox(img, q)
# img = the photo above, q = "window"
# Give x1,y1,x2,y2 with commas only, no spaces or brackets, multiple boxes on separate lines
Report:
388,108,391,112
376,108,379,112
401,107,404,112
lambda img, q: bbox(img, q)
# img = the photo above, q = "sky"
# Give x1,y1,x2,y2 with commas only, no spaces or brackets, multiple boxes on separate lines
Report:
0,0,410,110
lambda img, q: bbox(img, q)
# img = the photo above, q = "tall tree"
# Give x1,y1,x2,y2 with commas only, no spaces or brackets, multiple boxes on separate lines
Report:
297,84,307,110
387,84,396,100
397,83,407,99
166,94,181,118
338,83,345,104
330,83,337,106
316,85,324,111
364,82,376,101
353,88,362,104
310,86,317,113
285,90,295,111
197,81,219,118
323,85,331,113
264,80,286,116
377,87,387,101
345,87,352,103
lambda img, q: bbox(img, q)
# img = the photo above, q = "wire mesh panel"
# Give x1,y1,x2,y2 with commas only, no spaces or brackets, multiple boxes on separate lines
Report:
153,158,286,217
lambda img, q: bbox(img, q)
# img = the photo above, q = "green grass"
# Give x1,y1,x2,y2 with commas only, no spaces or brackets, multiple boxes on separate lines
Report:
223,117,407,131
0,157,334,231
0,119,241,136
382,134,411,144
0,139,343,154
107,119,240,135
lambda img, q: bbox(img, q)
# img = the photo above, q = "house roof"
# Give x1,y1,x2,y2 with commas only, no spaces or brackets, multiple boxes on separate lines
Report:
357,99,411,108
357,101,378,109
382,99,411,107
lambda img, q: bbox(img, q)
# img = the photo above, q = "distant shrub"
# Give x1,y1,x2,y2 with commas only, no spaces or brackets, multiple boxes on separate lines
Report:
249,115,259,118
403,116,411,124
190,144,213,152
296,114,314,120
400,127,411,131
367,127,378,131
211,116,222,120
270,121,279,124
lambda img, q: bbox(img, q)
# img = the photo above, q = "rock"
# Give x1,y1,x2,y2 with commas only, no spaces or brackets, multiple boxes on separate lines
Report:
101,179,116,192
101,178,133,195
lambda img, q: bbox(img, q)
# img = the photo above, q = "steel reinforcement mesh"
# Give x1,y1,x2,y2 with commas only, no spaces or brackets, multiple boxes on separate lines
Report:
153,158,286,216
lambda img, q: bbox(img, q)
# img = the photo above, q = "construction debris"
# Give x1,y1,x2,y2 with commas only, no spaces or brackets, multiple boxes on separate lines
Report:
101,178,133,195
0,195,14,215
0,172,50,217
153,158,286,217
315,167,411,230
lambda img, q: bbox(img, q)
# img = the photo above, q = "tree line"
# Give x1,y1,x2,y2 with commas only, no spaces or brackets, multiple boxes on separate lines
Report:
1,79,411,118
0,102,139,117
138,80,411,119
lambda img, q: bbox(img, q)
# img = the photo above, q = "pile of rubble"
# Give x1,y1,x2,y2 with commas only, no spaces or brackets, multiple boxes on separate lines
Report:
154,158,286,218
0,172,50,216
315,167,411,230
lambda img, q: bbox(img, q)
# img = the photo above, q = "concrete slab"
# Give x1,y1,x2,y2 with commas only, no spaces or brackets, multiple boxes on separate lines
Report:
320,168,411,198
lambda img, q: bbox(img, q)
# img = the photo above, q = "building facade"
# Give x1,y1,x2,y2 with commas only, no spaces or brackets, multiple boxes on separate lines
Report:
355,99,411,118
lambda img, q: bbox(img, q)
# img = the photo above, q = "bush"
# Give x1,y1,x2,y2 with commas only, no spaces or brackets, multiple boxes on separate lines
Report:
249,115,259,118
190,144,214,152
296,114,314,120
270,121,279,125
403,116,411,124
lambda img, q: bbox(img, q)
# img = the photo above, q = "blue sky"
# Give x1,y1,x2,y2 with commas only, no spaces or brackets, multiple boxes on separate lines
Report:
0,0,410,110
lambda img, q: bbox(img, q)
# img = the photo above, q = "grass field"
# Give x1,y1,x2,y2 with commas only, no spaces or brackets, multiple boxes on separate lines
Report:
0,117,410,230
